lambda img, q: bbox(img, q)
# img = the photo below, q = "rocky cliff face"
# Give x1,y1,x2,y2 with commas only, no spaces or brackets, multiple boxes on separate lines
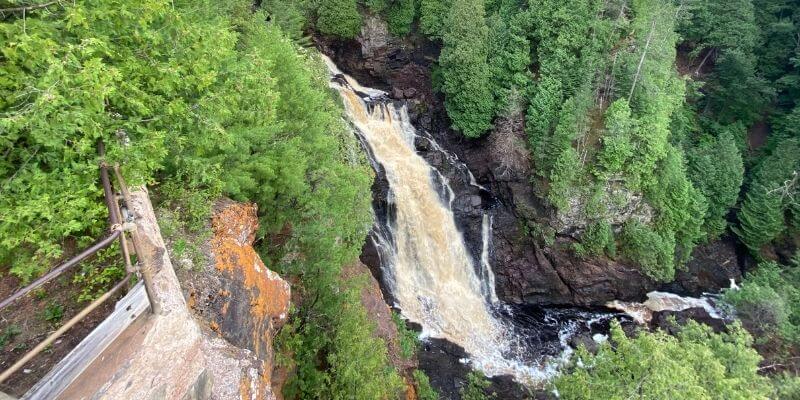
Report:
321,18,741,308
176,199,291,399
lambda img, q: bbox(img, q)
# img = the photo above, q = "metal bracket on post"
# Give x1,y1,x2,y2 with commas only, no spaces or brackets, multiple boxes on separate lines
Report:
111,166,161,316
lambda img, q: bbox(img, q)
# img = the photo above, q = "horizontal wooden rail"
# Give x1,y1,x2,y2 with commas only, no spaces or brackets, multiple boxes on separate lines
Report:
0,231,120,310
0,275,132,384
0,140,159,385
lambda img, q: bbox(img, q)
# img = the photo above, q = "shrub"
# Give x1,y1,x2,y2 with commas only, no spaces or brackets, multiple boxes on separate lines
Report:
576,220,616,258
392,311,419,359
722,261,800,350
619,221,675,282
460,371,496,400
315,0,363,39
386,0,417,36
413,369,439,400
554,320,771,399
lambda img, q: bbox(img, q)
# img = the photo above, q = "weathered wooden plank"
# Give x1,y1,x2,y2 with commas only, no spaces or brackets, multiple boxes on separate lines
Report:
21,282,149,400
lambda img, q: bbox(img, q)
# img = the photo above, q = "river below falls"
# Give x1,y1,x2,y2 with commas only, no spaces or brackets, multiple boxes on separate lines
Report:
320,54,722,389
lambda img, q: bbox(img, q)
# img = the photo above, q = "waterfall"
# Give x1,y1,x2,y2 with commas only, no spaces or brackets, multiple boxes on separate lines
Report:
321,57,549,382
480,214,499,304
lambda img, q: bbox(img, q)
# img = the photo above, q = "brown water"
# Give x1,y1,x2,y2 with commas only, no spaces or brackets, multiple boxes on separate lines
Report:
321,57,558,382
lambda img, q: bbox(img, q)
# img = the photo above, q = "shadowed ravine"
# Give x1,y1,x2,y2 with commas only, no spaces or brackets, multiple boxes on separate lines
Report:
322,56,624,385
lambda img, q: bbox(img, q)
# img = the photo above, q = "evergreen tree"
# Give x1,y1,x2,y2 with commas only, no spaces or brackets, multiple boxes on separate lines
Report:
419,0,450,38
315,0,363,39
687,131,745,238
439,0,494,137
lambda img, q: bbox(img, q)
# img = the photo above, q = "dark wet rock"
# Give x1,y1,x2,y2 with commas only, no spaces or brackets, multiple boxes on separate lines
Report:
660,237,743,297
321,14,744,309
569,332,601,354
650,307,728,335
417,338,542,400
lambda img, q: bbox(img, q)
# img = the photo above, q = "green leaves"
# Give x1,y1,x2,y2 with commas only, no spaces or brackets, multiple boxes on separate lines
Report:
555,320,771,399
687,131,745,238
734,138,800,256
723,259,800,362
439,0,494,137
315,0,363,39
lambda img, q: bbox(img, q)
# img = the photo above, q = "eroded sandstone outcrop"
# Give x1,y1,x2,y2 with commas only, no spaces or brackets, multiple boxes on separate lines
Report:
177,199,291,400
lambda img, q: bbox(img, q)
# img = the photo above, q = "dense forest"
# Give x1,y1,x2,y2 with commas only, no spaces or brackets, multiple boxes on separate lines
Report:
1,0,800,398
301,0,800,395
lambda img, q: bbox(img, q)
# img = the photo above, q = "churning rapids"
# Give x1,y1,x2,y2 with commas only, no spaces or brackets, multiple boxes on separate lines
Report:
322,57,623,384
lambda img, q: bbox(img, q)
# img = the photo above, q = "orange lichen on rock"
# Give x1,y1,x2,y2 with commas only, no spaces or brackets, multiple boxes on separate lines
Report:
210,200,291,360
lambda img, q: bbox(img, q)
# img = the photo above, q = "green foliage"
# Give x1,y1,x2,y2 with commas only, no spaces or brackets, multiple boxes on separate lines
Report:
678,0,773,125
260,0,312,45
594,99,635,180
686,131,745,238
619,221,675,282
0,325,21,347
392,311,419,359
645,147,707,265
554,320,771,399
723,260,800,351
486,4,532,114
413,369,439,400
386,0,417,36
72,244,126,302
315,0,363,39
460,371,496,400
279,273,405,399
734,138,800,256
439,0,494,137
1,1,397,396
772,373,800,399
575,220,616,258
43,302,64,324
0,0,237,282
419,0,449,38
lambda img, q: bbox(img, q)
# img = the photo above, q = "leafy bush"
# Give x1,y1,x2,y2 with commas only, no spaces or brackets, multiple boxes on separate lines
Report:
72,244,126,303
0,325,21,347
554,320,771,399
43,302,65,324
419,0,449,38
575,220,616,258
723,260,800,351
619,221,674,282
315,0,363,39
392,311,419,359
413,369,439,400
460,371,496,400
386,0,417,36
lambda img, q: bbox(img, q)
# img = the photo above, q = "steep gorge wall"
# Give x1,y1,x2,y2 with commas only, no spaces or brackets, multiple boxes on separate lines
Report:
319,14,741,307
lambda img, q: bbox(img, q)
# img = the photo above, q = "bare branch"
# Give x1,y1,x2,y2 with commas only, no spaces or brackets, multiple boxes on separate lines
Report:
0,1,59,13
628,19,656,102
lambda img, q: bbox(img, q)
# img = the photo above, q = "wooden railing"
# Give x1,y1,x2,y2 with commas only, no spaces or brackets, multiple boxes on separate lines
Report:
0,142,159,384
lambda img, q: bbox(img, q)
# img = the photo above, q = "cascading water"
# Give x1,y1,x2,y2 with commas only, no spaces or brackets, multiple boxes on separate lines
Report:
322,56,623,384
323,57,537,381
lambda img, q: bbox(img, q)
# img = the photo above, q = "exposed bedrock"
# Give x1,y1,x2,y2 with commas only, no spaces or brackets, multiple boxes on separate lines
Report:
175,199,291,399
329,18,741,309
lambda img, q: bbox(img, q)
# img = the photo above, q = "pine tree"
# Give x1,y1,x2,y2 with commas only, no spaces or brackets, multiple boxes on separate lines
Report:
439,0,494,137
